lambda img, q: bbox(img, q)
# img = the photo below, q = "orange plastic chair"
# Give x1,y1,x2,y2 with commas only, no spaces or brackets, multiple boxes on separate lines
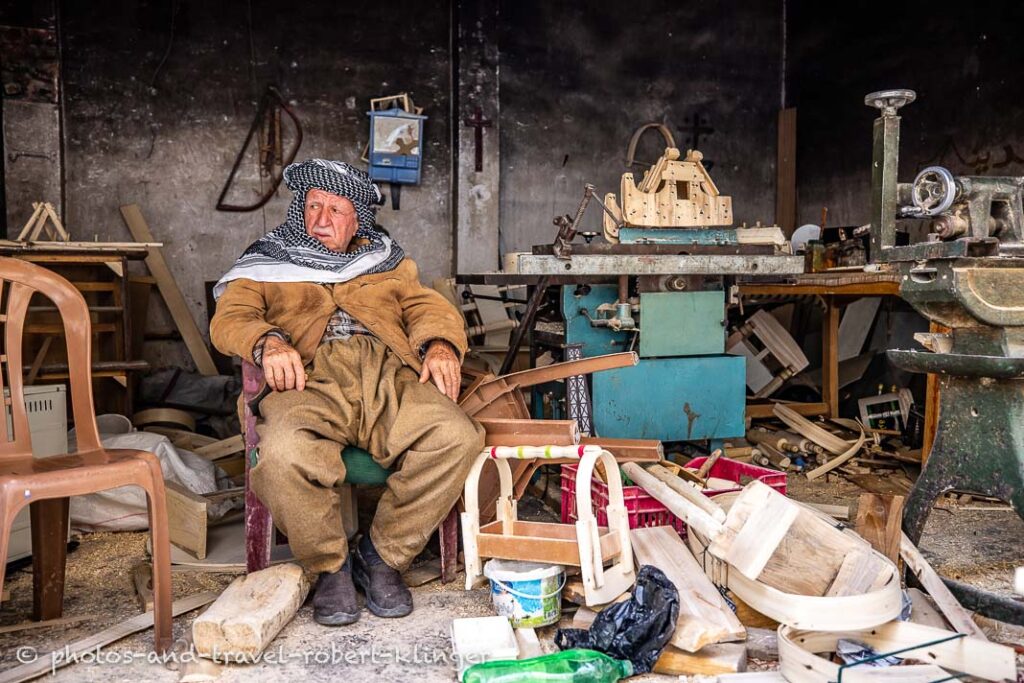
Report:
0,257,172,653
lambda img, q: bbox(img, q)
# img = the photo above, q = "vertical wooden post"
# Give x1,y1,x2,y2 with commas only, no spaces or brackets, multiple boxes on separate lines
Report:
855,493,905,566
921,322,948,462
821,296,840,417
776,108,797,233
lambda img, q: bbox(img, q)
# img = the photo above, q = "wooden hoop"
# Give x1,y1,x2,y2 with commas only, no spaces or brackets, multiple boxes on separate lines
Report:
777,620,1015,683
685,495,903,630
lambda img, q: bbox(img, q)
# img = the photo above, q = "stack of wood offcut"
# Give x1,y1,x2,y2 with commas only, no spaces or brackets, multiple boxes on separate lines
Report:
557,460,1016,681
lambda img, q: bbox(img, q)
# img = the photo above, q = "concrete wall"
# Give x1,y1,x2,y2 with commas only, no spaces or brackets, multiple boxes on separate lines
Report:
47,0,451,368
497,0,785,254
789,0,1024,228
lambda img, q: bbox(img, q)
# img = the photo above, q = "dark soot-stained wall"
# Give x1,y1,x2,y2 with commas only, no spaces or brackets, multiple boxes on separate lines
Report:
56,0,451,367
497,0,785,253
789,0,1024,228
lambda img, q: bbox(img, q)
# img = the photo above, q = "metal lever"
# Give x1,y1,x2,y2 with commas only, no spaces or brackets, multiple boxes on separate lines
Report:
551,184,596,260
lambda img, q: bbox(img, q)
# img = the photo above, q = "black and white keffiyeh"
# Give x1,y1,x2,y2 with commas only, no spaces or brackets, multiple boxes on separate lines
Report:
214,159,405,298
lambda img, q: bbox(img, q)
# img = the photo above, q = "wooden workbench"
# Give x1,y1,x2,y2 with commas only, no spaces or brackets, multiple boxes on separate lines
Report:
0,242,153,414
737,271,901,419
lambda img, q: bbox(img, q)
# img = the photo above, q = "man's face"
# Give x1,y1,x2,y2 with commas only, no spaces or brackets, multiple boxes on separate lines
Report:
304,188,359,252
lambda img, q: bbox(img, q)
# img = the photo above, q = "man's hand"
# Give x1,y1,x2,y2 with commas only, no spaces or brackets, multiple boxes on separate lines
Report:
419,339,461,401
262,335,306,392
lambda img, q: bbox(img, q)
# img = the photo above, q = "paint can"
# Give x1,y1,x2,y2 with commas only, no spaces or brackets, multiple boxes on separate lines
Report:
483,559,565,628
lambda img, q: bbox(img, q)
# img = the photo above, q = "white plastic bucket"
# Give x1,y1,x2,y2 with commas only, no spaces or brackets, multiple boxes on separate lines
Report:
483,559,565,628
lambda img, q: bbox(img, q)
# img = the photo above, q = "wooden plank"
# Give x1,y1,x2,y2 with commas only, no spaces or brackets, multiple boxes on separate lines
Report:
166,480,209,560
821,297,839,417
476,352,638,393
824,549,890,597
755,504,864,597
621,463,723,541
906,587,952,630
775,108,796,233
514,627,544,659
0,592,216,683
899,533,987,640
0,613,98,635
854,493,905,565
143,426,218,450
653,643,747,676
922,322,949,462
477,418,580,447
403,559,443,587
710,484,799,581
120,204,218,375
646,464,727,523
0,239,160,251
193,563,309,662
194,435,245,461
773,404,849,455
630,526,746,652
537,436,663,463
700,674,785,683
804,502,850,520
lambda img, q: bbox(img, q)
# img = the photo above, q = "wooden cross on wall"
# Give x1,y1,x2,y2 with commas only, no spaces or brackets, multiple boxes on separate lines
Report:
680,113,715,170
463,106,493,173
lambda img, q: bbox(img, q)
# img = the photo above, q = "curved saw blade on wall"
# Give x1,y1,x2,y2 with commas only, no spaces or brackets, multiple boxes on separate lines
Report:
216,86,303,212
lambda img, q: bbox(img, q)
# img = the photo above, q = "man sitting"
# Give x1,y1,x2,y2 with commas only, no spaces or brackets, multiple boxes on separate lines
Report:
211,159,484,626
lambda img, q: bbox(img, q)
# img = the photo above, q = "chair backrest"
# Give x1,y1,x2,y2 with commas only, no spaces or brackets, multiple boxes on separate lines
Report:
0,257,101,459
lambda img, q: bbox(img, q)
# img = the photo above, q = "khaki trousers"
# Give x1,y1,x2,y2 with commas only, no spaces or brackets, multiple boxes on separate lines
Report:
251,336,485,573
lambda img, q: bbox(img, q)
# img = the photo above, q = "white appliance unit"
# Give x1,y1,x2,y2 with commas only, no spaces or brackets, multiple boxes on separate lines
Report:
6,384,68,563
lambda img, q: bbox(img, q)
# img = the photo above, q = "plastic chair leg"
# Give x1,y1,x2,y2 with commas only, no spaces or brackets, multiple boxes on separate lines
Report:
0,495,13,593
142,463,173,654
30,497,69,621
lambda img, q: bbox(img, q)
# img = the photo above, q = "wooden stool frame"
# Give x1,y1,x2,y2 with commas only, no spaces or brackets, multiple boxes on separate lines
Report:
462,445,635,606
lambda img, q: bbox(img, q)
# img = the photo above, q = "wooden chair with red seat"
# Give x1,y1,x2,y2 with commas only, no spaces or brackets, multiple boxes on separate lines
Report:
241,360,460,581
0,257,172,653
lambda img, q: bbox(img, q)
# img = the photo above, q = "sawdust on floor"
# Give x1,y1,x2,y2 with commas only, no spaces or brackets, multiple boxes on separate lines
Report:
1,471,1021,681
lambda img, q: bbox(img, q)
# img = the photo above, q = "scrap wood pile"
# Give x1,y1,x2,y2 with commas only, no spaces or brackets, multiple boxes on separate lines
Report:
454,417,1018,680
728,404,933,495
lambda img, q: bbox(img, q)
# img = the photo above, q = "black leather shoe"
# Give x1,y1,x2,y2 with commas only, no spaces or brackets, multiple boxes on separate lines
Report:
352,544,413,618
313,566,361,626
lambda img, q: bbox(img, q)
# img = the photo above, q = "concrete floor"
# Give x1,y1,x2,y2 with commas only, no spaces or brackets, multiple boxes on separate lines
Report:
1,475,1022,681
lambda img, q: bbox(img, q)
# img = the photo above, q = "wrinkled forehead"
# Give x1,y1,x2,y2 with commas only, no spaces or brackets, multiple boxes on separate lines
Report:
305,188,352,206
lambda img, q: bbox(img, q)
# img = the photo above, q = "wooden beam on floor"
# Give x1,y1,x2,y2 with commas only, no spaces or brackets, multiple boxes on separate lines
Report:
631,526,746,652
0,592,216,683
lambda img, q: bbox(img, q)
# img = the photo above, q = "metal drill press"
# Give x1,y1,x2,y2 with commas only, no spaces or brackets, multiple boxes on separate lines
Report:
866,89,1024,623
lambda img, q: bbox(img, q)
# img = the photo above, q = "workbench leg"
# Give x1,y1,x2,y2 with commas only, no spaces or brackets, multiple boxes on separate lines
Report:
821,296,839,418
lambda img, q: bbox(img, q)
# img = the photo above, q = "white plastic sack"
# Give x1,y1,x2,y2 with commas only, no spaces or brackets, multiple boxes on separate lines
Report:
68,415,228,531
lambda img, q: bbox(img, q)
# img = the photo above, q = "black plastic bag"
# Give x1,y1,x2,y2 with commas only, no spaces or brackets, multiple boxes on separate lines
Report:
555,564,680,674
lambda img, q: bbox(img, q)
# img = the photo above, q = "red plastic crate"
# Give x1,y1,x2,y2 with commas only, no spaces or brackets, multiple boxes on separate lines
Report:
684,455,787,497
560,456,786,538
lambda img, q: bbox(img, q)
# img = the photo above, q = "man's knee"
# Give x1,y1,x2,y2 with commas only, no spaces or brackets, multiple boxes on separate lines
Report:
251,424,311,492
443,414,485,469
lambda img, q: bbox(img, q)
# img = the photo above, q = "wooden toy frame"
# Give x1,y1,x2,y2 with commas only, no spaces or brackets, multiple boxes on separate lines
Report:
462,445,635,607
